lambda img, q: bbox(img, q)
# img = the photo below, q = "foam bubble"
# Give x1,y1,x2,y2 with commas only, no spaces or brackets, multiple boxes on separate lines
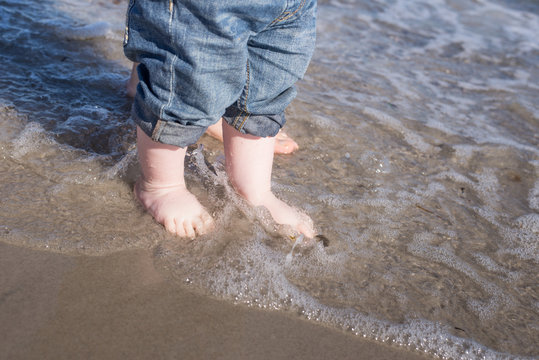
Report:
11,122,52,159
435,170,474,186
471,252,521,282
471,168,501,206
514,214,539,234
0,105,27,147
316,193,357,208
453,144,480,165
500,226,539,262
359,151,392,175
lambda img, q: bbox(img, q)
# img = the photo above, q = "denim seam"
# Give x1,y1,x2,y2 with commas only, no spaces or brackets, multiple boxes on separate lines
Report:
237,61,251,131
237,113,248,131
153,0,177,141
232,114,239,128
152,119,163,141
232,114,241,128
270,0,307,25
233,60,251,131
123,0,136,46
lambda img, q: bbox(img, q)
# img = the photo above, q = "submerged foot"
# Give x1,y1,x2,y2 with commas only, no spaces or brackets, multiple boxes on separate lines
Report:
248,191,315,239
135,180,214,238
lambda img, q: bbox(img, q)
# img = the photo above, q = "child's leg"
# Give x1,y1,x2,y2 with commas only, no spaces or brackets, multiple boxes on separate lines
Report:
222,121,315,238
135,126,214,238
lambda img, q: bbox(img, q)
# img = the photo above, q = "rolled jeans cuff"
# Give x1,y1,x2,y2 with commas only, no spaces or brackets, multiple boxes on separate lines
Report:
222,107,285,138
132,104,207,148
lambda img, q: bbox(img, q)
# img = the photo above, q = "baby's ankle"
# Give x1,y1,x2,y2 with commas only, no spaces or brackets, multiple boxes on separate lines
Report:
136,176,186,192
235,187,273,207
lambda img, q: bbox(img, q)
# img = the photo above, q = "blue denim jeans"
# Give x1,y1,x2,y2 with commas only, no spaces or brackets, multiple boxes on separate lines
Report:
123,0,317,147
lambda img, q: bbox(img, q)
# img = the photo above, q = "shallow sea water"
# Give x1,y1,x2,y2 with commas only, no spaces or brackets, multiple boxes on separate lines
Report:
0,0,538,358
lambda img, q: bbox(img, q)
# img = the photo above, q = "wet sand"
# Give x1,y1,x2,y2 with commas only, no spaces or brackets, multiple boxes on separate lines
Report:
0,242,431,360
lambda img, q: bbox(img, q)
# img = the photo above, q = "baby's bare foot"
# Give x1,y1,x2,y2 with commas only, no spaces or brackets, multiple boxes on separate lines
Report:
135,126,214,238
222,122,314,239
135,180,214,238
251,191,315,238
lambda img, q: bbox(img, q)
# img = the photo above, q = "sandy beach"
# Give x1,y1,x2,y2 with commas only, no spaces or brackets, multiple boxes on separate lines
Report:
1,242,430,360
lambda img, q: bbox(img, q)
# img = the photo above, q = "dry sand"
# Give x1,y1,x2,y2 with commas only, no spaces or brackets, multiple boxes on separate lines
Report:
1,242,431,360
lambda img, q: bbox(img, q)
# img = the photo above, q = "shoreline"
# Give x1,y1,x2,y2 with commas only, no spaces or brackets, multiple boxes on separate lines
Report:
0,242,431,360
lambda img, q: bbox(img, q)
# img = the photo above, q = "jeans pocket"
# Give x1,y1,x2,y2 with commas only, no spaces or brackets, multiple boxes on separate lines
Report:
123,0,136,47
272,0,308,25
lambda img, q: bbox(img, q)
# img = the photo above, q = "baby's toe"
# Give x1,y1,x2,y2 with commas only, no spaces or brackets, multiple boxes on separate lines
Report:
163,217,177,234
191,216,206,236
183,220,196,238
298,222,315,239
202,213,214,229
